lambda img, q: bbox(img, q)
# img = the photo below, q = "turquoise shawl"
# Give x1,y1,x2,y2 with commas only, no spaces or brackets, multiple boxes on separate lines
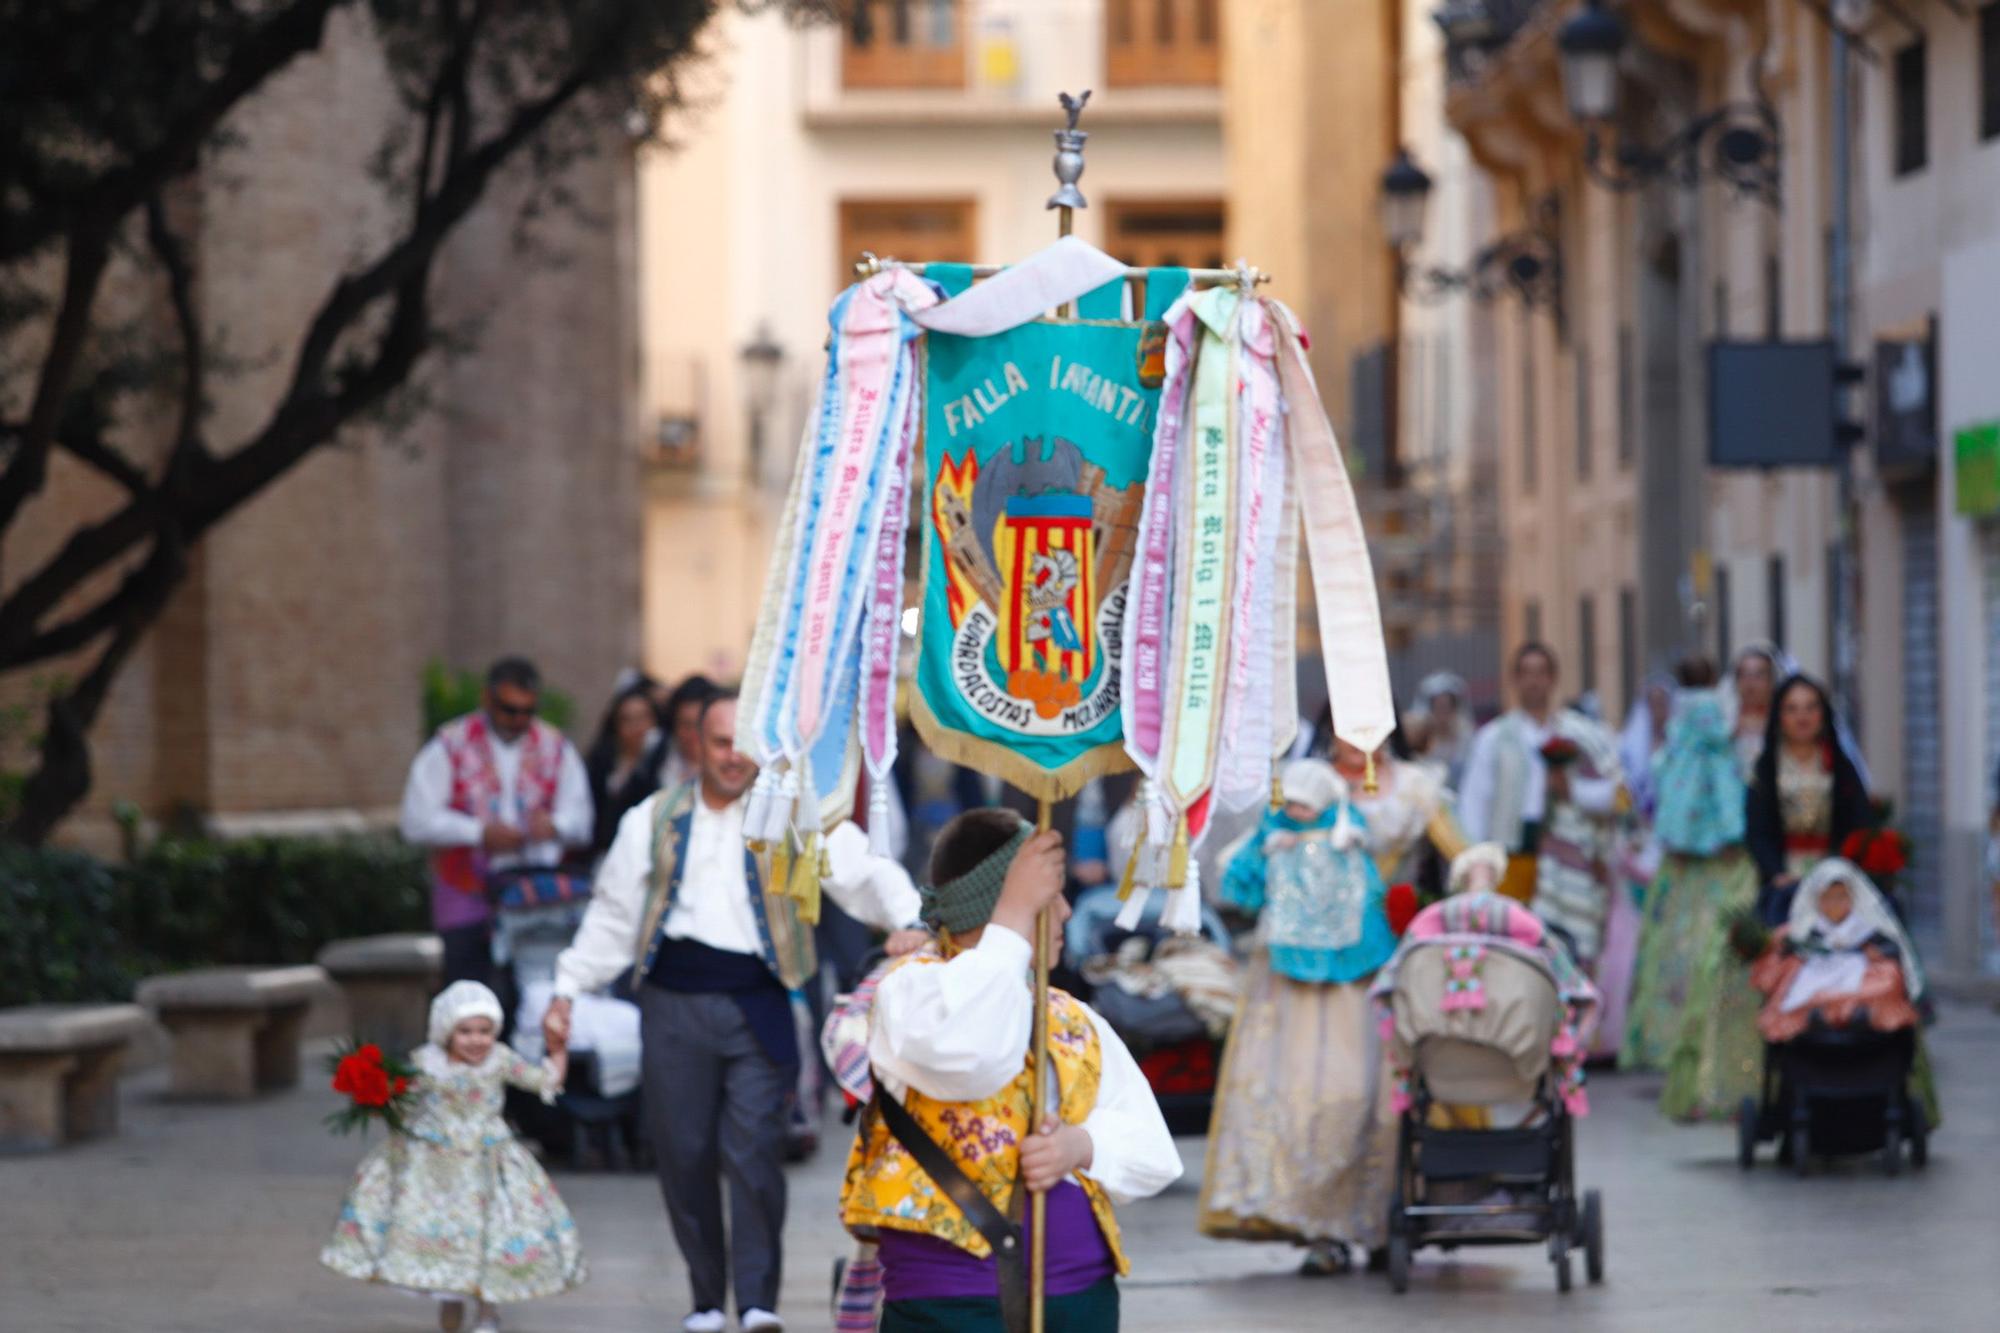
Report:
1222,803,1397,985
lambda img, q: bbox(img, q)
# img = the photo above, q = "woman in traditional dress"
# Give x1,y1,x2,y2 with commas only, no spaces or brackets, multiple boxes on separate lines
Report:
1745,674,1874,924
1624,664,1758,1110
1592,673,1675,1061
1725,645,1781,777
1201,760,1400,1277
1410,672,1476,786
585,684,662,858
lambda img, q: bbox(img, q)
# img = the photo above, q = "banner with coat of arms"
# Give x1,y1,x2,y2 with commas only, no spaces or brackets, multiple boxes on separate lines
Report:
913,317,1158,796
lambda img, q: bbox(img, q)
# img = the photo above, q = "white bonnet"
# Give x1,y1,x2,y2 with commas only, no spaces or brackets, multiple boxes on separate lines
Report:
1280,758,1346,814
428,980,504,1049
1448,842,1509,896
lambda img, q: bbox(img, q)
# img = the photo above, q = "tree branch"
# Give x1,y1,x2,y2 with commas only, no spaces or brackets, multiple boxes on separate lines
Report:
0,28,611,663
56,425,152,497
0,0,343,264
145,192,207,461
0,227,113,531
2,534,186,844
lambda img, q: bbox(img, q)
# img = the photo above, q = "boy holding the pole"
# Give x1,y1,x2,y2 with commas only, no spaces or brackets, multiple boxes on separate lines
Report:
839,810,1183,1332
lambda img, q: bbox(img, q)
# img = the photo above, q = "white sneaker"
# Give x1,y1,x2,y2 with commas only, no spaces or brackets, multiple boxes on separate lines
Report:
682,1311,726,1333
741,1309,784,1332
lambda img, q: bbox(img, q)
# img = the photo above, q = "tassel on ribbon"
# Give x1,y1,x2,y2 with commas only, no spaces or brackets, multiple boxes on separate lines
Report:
1115,838,1141,902
770,836,796,906
1364,750,1378,795
767,769,800,844
867,779,892,860
1270,769,1284,813
789,832,823,926
1114,886,1151,932
745,769,778,852
1165,814,1190,890
1163,864,1204,934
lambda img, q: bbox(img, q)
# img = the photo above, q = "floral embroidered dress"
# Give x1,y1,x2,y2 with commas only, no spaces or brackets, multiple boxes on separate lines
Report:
321,1044,586,1303
1202,804,1401,1247
1623,691,1758,1079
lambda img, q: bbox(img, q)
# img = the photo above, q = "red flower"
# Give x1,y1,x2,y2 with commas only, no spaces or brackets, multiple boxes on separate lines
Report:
322,1038,418,1137
1538,737,1582,768
331,1045,391,1104
1841,829,1908,877
1385,882,1420,936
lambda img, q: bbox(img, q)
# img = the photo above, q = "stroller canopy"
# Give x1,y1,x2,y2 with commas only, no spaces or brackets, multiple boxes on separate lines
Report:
1370,893,1600,1107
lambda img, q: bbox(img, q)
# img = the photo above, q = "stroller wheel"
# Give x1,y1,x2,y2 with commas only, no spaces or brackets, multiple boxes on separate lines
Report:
829,1256,846,1315
1736,1097,1759,1170
1908,1100,1929,1169
1789,1125,1811,1178
1386,1233,1411,1295
1581,1190,1605,1284
1551,1231,1573,1294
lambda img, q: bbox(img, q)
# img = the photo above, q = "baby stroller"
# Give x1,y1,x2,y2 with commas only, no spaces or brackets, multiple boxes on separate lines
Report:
1737,855,1932,1177
1370,894,1605,1294
1736,1026,1927,1177
491,867,647,1170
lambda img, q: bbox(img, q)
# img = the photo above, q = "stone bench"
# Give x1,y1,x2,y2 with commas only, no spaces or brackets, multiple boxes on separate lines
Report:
135,965,334,1100
0,1004,150,1153
316,933,442,1055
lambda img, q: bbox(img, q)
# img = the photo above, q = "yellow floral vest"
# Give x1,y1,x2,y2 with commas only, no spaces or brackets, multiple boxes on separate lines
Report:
840,958,1129,1273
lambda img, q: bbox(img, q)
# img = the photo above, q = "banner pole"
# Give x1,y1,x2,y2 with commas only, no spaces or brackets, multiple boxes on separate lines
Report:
1030,90,1089,1333
1029,796,1054,1333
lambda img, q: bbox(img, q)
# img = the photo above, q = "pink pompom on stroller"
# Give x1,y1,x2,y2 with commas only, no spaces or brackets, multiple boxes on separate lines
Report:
1368,891,1605,1293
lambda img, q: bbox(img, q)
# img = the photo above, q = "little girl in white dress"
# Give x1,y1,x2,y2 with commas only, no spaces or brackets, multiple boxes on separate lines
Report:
321,981,587,1331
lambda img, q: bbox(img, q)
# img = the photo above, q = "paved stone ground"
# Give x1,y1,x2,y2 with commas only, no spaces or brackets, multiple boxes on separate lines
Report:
8,1003,1998,1333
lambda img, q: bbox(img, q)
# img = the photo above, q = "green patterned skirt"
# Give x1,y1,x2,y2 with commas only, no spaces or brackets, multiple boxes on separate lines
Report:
1623,851,1756,1077
1652,852,1763,1121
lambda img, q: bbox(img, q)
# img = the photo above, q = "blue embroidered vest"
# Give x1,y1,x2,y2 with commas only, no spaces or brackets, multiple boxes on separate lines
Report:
629,783,816,992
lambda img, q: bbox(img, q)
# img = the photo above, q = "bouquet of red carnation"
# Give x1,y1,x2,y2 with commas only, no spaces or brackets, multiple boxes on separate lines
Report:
1538,736,1583,768
1385,882,1422,936
324,1039,419,1137
1841,827,1911,880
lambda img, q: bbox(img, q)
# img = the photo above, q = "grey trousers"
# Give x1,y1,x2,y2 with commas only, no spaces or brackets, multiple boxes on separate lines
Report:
640,987,793,1315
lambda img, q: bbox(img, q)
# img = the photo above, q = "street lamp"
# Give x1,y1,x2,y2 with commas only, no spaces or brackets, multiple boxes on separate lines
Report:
1557,0,1782,205
1378,148,1563,314
1378,147,1434,254
1432,0,1497,45
1555,0,1626,122
739,322,784,483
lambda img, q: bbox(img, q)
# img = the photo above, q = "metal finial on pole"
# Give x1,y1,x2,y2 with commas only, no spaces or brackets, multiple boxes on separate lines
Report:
1048,90,1091,214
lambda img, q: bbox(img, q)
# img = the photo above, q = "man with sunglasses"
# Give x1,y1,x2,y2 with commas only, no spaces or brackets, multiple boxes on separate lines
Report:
401,656,594,985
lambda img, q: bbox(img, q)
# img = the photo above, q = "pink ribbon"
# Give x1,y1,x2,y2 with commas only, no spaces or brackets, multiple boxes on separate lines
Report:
792,280,902,747
1121,299,1200,771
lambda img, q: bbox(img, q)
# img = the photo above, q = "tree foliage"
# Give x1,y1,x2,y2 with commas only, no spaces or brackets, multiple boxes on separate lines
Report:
0,0,820,842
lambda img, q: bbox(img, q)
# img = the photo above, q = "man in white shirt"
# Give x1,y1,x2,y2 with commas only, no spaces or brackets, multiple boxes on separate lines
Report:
1457,642,1625,960
545,690,920,1333
400,656,592,986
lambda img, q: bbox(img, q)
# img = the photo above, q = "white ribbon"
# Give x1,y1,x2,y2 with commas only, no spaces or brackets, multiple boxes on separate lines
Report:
1266,300,1395,755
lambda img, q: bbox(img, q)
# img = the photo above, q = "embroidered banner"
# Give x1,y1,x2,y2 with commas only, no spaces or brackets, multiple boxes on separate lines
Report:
913,317,1158,799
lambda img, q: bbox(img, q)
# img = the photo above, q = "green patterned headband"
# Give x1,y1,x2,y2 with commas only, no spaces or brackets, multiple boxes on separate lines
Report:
920,818,1034,934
